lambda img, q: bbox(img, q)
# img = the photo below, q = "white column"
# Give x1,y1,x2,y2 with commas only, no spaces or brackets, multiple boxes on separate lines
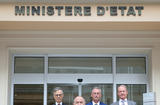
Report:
0,43,9,105
152,47,160,105
78,83,82,96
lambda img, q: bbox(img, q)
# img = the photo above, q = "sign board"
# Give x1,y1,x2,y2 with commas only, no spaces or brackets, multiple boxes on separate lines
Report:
143,92,156,105
14,5,144,16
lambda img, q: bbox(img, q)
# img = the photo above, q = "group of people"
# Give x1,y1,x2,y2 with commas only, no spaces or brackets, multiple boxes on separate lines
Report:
52,85,136,105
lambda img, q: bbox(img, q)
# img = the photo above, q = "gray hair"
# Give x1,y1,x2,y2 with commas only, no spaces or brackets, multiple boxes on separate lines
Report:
92,87,102,93
118,85,128,91
53,87,64,94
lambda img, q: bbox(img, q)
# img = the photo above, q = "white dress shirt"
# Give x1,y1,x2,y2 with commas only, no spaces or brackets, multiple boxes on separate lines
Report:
119,99,128,105
92,101,100,105
56,102,62,105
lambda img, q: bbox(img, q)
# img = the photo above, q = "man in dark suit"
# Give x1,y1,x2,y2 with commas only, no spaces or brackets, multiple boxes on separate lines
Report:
52,87,66,105
86,87,107,105
111,85,136,105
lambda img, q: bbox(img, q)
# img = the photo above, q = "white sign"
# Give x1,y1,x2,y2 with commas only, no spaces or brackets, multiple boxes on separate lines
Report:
143,92,156,105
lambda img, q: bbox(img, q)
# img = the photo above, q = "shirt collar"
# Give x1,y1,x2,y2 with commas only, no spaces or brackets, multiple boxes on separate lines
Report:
92,101,100,105
56,102,62,105
119,99,127,102
119,99,127,105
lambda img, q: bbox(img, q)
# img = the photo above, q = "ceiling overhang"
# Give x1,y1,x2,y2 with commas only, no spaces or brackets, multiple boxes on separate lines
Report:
0,21,160,31
0,0,160,4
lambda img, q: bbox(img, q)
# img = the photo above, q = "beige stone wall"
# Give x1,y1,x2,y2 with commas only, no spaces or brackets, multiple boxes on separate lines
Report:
0,3,160,105
0,36,159,105
152,47,160,105
0,43,9,105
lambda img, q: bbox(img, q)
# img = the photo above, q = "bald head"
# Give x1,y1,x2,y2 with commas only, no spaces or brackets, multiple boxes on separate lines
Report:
73,96,85,105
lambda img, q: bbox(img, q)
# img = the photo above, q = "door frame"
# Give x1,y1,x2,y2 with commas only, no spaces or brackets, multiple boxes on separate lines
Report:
11,54,149,105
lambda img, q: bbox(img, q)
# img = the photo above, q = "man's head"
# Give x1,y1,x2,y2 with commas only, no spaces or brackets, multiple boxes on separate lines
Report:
53,87,64,103
118,85,128,100
73,96,85,105
91,87,102,103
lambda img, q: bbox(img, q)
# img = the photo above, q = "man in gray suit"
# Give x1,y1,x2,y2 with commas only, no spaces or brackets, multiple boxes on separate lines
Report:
111,85,136,105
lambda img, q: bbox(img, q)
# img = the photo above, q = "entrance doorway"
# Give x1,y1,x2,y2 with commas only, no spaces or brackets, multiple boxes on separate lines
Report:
47,84,113,105
13,55,148,105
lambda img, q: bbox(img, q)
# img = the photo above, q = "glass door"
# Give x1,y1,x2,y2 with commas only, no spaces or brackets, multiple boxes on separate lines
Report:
12,55,148,105
82,84,113,105
47,84,113,105
47,84,78,105
47,57,113,105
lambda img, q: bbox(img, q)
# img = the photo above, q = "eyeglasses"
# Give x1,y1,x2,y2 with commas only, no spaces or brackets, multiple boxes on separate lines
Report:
55,94,63,97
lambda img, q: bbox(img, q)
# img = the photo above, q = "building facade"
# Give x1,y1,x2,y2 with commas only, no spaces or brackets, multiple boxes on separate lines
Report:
0,0,160,105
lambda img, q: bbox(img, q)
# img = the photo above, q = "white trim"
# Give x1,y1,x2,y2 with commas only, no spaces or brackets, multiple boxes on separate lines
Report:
10,56,15,105
47,74,113,84
78,83,82,96
14,74,44,84
115,74,148,84
115,55,147,57
44,55,48,105
48,54,113,57
1,31,160,36
13,55,46,57
113,56,117,102
146,55,150,93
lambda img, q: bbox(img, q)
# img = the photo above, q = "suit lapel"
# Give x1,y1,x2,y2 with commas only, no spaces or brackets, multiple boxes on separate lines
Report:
117,101,119,105
127,100,130,105
91,102,93,105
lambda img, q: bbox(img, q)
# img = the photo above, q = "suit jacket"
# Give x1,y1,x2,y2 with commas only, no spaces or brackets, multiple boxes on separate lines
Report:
110,100,136,105
86,101,107,105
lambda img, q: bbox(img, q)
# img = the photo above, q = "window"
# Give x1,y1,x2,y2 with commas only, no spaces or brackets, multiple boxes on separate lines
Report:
82,84,113,105
47,84,78,105
14,84,43,105
116,57,146,74
117,84,146,105
14,57,44,73
48,57,112,73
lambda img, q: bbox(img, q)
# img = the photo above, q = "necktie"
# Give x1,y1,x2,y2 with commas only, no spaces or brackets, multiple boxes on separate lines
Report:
95,104,98,105
58,104,60,105
121,100,125,105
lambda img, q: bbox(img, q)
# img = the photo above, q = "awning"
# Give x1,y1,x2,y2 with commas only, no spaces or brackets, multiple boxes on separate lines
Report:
0,0,160,4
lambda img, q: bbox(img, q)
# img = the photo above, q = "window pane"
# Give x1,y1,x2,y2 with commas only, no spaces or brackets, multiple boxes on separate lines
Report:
48,57,112,73
47,84,78,105
14,84,43,105
116,57,146,74
117,84,146,105
82,84,113,105
14,57,44,73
